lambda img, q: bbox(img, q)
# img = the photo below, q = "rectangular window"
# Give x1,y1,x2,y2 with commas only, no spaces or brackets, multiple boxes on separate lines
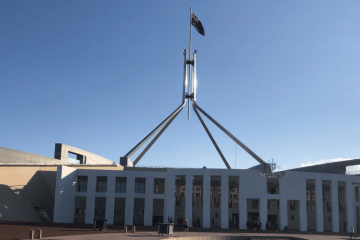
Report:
77,176,88,192
96,177,107,192
115,177,126,193
306,179,316,231
154,178,165,194
355,186,359,202
267,178,279,194
289,200,296,210
135,178,146,194
251,199,259,209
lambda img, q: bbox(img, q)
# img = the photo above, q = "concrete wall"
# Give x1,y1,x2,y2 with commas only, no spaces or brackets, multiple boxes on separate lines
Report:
0,147,64,164
53,166,360,233
54,144,115,165
1,144,117,166
0,164,123,223
0,144,122,223
0,166,58,222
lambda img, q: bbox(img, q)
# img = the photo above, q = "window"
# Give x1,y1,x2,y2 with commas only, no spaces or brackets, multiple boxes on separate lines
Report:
76,208,85,214
251,199,259,209
355,186,359,202
180,185,186,196
77,176,88,192
154,178,165,194
96,177,107,192
289,200,296,210
311,191,316,201
115,177,126,193
267,178,279,194
135,178,146,193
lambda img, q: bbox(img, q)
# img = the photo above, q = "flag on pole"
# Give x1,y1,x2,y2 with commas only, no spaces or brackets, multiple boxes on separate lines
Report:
191,13,205,36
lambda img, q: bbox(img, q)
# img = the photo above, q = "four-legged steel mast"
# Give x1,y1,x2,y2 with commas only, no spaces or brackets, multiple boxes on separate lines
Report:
120,48,267,169
120,8,267,169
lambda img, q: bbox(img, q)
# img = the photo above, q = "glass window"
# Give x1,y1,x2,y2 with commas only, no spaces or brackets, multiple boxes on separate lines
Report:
115,177,126,193
77,176,88,192
355,186,359,202
135,178,146,193
96,177,107,192
154,178,165,194
267,178,279,194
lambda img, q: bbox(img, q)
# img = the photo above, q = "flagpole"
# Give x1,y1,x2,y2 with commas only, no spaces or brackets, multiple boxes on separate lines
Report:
188,7,192,119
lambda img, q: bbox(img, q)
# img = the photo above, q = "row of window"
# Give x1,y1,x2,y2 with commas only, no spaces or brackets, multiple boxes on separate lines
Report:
77,177,360,199
77,176,278,194
77,176,165,194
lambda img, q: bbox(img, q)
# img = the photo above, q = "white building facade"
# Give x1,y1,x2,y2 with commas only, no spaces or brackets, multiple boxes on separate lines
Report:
53,165,360,233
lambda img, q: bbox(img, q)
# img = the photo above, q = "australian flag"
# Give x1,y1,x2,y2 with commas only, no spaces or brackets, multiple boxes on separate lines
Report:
191,13,205,36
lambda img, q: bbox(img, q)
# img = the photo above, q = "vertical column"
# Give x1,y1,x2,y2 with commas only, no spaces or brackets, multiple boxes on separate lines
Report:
316,179,324,232
221,174,229,229
144,177,154,226
239,175,247,229
259,198,267,230
165,174,175,222
331,180,339,232
346,181,354,232
125,176,135,225
53,166,77,223
85,175,96,224
280,198,287,231
185,174,193,227
105,175,116,225
203,174,210,228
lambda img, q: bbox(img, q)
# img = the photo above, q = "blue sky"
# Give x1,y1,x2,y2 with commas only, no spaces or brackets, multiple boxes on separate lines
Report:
1,1,360,170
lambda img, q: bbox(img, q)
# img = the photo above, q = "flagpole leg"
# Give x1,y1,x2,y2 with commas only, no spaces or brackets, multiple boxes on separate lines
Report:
188,7,192,119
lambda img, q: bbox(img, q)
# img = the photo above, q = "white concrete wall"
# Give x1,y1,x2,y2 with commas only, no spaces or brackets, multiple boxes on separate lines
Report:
53,166,360,233
53,166,77,223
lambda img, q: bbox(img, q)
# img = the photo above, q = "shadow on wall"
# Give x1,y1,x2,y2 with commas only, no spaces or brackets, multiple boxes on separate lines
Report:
0,170,57,222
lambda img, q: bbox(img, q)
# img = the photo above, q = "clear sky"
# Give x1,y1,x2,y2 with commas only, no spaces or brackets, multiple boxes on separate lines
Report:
1,1,360,170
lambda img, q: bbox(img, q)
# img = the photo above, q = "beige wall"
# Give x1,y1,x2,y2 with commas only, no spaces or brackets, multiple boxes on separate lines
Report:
1,144,118,166
0,147,64,164
0,164,123,223
0,166,57,222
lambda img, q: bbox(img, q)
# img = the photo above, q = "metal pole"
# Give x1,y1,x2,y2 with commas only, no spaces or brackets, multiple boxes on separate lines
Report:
193,102,266,165
124,101,186,158
192,51,196,100
235,143,237,169
192,102,231,169
183,49,187,102
188,7,192,119
133,108,183,166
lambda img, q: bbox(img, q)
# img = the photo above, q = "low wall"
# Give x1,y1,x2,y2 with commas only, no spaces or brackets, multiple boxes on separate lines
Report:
0,147,64,164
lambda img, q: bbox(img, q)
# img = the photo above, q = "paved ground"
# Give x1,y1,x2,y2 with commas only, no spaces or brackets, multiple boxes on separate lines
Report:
0,222,358,240
40,231,357,240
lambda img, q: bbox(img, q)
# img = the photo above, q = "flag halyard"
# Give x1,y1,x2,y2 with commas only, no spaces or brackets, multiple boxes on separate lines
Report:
191,13,205,36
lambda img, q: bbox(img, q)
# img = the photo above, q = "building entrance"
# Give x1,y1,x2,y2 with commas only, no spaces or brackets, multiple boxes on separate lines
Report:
247,213,259,222
267,215,278,230
231,213,239,228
